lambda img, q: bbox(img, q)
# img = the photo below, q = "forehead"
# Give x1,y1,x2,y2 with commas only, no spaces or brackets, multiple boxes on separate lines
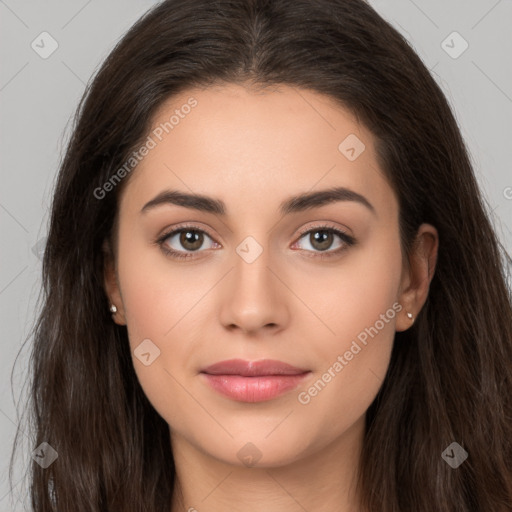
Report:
120,83,395,219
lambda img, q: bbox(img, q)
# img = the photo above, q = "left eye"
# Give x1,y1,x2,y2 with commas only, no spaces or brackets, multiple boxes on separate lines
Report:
293,227,355,255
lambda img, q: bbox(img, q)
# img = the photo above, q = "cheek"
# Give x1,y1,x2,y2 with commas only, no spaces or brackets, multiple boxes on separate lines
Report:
115,231,217,416
304,226,402,356
294,230,402,419
116,227,202,342
116,244,201,429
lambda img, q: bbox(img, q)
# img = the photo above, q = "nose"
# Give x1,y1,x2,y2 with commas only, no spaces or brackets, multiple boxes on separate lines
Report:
219,248,290,336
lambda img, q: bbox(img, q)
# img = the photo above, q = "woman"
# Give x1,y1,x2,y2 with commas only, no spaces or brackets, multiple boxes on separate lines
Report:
11,0,512,510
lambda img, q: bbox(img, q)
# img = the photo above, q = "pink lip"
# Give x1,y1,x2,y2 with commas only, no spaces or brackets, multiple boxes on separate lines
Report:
200,359,311,402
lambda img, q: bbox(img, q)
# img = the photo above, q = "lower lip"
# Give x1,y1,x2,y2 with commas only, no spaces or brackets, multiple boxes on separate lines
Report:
201,372,311,402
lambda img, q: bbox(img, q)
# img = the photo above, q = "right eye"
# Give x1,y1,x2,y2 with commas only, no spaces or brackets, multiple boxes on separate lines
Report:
156,225,219,260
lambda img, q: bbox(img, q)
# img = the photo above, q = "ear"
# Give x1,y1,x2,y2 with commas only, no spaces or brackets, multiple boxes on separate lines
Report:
395,223,439,332
102,238,127,326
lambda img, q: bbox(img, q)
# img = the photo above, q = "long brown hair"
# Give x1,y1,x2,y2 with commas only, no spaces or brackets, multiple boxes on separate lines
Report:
10,0,512,510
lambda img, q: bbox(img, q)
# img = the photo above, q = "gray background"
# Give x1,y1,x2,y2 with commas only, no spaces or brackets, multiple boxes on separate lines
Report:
1,1,511,509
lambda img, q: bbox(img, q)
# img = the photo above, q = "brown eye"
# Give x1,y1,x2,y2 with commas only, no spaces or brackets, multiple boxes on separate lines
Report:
293,225,356,259
308,230,334,251
159,227,217,258
178,230,204,251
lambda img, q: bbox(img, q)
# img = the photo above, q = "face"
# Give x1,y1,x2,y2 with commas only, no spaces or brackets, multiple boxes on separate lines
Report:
105,83,426,468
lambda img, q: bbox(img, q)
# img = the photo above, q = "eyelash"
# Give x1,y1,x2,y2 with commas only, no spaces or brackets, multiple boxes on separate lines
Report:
154,223,356,261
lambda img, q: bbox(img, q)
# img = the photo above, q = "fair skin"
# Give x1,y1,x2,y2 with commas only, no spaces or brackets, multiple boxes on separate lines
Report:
104,83,438,512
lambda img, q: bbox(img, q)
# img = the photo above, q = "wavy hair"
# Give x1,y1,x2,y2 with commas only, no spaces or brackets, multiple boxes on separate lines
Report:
10,0,512,510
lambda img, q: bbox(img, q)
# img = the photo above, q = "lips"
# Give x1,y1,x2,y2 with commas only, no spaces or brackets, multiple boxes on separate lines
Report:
201,358,309,377
200,359,311,402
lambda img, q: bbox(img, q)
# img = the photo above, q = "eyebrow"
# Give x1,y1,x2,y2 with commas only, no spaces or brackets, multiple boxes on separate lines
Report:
140,186,376,217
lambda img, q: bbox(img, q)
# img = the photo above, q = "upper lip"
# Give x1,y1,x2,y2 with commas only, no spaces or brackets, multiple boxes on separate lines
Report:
201,359,310,377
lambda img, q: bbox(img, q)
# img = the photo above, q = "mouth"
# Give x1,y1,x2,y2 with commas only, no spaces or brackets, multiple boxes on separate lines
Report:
200,359,311,402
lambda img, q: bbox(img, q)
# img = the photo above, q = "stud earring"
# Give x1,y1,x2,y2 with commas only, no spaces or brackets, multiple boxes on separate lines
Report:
109,304,117,314
406,312,414,322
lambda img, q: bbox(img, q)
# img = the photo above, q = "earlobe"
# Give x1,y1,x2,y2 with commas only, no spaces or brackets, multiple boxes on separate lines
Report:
396,223,439,332
395,307,416,332
102,238,127,326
